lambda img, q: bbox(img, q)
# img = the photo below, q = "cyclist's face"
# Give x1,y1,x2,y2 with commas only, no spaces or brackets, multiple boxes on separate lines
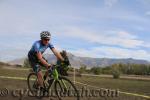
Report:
42,38,50,45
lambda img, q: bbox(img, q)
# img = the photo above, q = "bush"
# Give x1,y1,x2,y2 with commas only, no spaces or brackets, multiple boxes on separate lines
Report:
91,67,101,75
112,70,120,79
79,65,87,74
68,67,74,72
23,58,31,68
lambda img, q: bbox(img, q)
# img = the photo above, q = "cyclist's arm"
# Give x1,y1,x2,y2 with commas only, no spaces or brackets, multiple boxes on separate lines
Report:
51,48,64,61
36,52,50,69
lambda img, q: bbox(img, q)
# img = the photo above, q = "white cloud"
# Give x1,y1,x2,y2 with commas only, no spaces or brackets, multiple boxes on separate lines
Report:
97,47,149,59
69,46,150,61
104,0,118,7
0,0,150,62
0,0,149,35
116,31,137,39
0,0,83,34
145,11,150,16
138,0,150,7
59,27,146,49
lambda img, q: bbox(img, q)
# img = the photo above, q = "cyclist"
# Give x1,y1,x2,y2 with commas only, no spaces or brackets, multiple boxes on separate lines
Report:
28,31,64,91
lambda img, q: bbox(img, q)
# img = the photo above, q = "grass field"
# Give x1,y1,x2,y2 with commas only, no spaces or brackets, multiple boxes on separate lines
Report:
0,66,150,100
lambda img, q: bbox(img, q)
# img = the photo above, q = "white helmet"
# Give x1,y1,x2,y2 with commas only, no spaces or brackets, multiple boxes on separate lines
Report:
40,31,51,39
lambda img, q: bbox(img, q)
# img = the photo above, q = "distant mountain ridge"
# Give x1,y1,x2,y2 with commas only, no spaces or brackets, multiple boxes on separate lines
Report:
8,58,25,65
45,53,150,68
8,53,150,68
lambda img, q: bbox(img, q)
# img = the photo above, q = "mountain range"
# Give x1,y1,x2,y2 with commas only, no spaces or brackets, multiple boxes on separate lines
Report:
8,53,150,68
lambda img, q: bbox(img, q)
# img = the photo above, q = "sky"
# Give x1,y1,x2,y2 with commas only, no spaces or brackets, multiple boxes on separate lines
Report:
0,0,150,62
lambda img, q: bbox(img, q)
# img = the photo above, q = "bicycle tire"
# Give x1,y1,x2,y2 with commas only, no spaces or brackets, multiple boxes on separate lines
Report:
27,72,47,98
54,76,80,100
27,73,38,95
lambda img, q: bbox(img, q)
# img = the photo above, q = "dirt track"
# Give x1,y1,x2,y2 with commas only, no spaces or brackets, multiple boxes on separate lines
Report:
81,74,150,81
0,66,149,100
0,78,148,100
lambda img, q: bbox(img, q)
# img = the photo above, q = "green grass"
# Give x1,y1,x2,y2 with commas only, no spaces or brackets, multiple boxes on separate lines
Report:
0,66,150,100
74,76,150,96
0,66,30,77
0,78,148,100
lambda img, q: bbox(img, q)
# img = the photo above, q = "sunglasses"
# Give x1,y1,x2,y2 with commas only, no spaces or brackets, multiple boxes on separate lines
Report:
43,39,50,41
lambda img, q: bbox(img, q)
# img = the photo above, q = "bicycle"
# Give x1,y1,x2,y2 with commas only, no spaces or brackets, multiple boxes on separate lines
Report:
27,57,80,100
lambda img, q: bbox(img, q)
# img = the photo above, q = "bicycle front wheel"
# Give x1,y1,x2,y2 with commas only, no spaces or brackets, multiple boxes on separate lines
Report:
54,76,80,100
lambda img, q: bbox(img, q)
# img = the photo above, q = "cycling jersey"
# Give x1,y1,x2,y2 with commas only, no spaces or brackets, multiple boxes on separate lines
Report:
28,40,54,73
29,40,54,54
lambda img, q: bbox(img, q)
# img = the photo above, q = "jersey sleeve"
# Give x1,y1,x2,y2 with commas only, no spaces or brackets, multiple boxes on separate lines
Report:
49,43,54,49
33,42,41,53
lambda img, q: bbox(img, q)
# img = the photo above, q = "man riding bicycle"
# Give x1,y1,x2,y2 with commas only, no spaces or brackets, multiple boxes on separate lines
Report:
28,31,65,91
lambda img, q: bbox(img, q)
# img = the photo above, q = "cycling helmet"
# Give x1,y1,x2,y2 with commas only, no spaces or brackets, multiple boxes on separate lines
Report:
40,31,51,39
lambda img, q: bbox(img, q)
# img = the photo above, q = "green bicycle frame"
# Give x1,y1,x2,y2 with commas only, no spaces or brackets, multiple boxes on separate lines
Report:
51,66,68,89
52,68,59,80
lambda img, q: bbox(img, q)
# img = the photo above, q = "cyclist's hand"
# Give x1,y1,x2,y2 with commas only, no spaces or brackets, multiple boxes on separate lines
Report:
48,64,54,70
62,60,70,66
49,63,55,69
48,64,51,69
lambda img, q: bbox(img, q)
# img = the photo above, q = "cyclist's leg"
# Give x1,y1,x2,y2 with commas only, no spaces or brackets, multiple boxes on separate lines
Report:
28,55,45,89
43,71,48,80
29,60,44,88
39,57,49,80
32,64,43,87
37,70,44,88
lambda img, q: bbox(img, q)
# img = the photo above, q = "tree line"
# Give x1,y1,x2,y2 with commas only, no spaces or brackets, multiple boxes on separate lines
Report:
79,63,150,76
23,58,150,78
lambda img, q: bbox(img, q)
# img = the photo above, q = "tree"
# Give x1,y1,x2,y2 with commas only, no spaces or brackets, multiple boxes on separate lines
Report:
111,64,120,79
102,66,112,74
68,67,74,72
90,67,101,75
79,64,87,74
112,69,120,79
23,58,31,68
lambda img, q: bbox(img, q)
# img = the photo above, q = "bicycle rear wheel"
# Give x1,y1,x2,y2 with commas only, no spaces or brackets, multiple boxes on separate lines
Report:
27,73,39,95
54,76,80,100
